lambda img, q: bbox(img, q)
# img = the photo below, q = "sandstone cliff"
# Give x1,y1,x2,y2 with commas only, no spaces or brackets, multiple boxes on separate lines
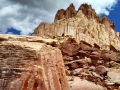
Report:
33,3,120,51
0,34,69,90
0,3,120,90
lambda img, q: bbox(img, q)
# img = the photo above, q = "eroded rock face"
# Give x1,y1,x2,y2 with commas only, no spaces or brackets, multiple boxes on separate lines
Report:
54,3,76,22
78,4,115,30
0,34,69,90
33,3,120,51
78,3,97,19
101,17,115,30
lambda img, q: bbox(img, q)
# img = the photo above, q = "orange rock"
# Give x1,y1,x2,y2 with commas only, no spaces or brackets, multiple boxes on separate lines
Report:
95,65,108,75
59,38,80,56
0,34,69,90
101,16,115,30
33,3,120,51
54,3,76,21
78,3,97,19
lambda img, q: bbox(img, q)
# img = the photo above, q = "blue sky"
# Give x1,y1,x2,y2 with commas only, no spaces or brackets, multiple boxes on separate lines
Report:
0,0,119,35
108,0,120,32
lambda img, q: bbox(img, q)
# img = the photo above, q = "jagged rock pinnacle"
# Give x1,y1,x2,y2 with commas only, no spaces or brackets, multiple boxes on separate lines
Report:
54,3,76,21
54,3,115,30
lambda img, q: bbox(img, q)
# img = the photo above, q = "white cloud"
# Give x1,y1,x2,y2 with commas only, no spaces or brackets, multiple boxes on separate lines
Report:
0,0,118,35
80,0,117,15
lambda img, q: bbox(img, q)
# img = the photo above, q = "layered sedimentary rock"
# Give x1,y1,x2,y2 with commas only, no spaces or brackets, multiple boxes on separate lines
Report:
33,4,120,51
0,34,69,90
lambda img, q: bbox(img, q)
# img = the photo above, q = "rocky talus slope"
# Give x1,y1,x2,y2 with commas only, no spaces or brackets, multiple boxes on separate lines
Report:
59,38,120,90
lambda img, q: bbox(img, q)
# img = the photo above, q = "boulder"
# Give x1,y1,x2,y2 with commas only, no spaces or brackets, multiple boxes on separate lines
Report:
78,50,89,58
67,76,105,90
63,55,73,61
107,71,120,85
65,57,91,69
0,34,69,90
79,41,93,51
100,50,120,64
72,68,82,76
59,38,80,56
90,51,99,59
95,65,108,75
107,72,119,80
106,61,119,67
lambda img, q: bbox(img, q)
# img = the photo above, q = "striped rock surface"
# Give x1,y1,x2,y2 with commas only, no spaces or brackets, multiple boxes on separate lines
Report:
0,34,69,90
